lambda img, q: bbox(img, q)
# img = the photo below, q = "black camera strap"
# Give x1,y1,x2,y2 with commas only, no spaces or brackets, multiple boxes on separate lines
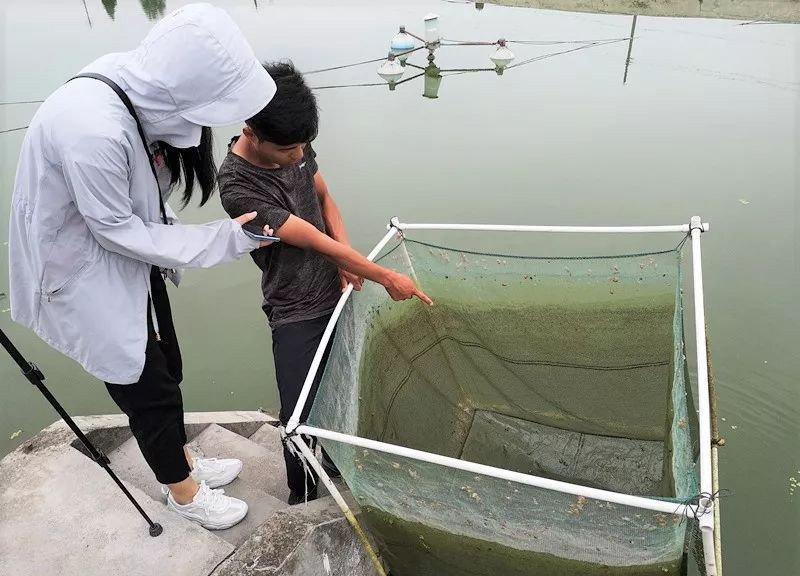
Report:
69,73,169,225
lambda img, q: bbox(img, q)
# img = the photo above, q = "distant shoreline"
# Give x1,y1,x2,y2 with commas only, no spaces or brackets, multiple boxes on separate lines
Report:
487,0,800,23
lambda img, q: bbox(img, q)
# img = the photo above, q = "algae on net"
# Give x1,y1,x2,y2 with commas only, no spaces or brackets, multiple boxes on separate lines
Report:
361,506,687,576
318,245,691,575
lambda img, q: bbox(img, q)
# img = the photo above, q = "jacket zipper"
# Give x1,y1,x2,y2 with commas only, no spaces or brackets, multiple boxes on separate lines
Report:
45,261,91,302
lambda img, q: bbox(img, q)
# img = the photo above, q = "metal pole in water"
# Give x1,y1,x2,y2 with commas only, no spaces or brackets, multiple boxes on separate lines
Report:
82,0,93,29
0,327,163,537
623,14,637,85
706,328,724,575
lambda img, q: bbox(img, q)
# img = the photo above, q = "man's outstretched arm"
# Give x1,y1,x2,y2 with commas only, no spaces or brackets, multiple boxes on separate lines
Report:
276,214,432,305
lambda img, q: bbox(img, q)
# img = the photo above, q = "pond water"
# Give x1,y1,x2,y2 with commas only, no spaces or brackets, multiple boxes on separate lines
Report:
0,1,797,574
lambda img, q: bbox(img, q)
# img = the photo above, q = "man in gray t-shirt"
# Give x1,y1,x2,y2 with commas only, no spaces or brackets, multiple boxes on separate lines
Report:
218,62,431,504
219,140,340,327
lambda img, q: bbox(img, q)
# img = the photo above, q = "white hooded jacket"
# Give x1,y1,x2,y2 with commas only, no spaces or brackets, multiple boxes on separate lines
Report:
8,4,275,384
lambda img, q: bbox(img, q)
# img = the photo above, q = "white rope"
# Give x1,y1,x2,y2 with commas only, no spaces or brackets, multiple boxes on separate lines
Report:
280,425,317,503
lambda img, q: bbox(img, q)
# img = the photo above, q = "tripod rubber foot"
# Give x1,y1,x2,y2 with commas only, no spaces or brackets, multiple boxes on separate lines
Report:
149,523,163,537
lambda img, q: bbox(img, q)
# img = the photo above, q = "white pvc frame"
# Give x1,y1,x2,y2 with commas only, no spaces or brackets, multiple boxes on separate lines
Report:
286,216,717,576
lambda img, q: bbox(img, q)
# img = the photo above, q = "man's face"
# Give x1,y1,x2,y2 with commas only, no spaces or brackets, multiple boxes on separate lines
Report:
248,132,306,168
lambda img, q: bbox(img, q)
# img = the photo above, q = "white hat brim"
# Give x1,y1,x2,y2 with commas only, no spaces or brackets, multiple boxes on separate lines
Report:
181,64,276,127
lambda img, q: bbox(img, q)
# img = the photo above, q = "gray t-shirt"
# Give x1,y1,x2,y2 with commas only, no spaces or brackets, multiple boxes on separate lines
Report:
218,140,340,327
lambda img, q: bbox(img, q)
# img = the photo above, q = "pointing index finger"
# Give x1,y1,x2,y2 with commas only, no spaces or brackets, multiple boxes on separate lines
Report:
415,289,433,306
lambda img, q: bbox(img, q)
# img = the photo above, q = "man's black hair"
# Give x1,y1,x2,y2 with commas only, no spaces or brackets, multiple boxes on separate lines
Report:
246,61,319,145
159,126,217,207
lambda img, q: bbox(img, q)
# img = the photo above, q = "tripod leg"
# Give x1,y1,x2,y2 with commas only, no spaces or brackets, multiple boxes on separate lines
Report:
0,328,163,536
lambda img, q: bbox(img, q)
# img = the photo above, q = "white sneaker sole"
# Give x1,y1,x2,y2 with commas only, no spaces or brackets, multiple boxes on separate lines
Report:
167,502,249,530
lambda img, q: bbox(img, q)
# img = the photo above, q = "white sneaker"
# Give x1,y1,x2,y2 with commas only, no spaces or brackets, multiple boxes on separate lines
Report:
191,457,243,489
160,457,243,499
167,481,248,530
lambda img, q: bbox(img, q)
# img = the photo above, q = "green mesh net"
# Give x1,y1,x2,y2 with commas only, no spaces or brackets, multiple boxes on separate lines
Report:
308,234,700,576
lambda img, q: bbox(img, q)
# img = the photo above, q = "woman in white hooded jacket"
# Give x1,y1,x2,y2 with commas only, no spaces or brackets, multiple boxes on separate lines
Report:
9,4,275,529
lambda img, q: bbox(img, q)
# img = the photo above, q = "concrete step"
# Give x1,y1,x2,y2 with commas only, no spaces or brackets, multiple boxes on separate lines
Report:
248,422,348,501
2,412,367,576
2,446,234,576
212,495,380,576
107,435,174,503
180,424,300,546
108,424,290,546
211,421,290,503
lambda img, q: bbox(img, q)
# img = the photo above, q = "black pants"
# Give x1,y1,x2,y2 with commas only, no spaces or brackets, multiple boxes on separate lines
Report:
105,268,190,485
272,313,335,495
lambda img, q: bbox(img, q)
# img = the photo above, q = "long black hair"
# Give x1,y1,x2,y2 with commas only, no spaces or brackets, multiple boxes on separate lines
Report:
159,126,218,207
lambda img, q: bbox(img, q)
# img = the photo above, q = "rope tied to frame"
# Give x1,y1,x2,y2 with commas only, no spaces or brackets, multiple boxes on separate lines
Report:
689,221,706,234
677,489,731,524
279,425,318,503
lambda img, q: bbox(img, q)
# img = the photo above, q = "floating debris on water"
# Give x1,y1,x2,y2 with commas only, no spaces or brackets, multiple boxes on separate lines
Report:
418,534,431,550
9,430,22,440
654,513,670,528
568,496,588,516
738,198,751,205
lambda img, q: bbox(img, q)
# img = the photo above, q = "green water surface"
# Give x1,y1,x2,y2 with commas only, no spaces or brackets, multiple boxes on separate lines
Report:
1,1,797,573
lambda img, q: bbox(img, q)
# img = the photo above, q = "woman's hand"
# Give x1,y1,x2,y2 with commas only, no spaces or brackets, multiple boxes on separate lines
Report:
235,211,275,247
384,271,433,305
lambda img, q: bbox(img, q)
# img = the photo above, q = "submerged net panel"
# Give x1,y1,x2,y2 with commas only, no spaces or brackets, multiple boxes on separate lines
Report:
329,444,690,576
309,236,698,575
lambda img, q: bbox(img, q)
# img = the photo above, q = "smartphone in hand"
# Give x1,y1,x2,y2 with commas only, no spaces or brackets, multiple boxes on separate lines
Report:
242,224,280,242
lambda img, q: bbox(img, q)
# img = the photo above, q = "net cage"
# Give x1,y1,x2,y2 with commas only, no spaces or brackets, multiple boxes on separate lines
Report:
289,219,718,576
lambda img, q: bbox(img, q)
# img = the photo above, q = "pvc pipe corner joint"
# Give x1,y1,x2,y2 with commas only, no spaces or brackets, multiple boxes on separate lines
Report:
691,215,710,233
